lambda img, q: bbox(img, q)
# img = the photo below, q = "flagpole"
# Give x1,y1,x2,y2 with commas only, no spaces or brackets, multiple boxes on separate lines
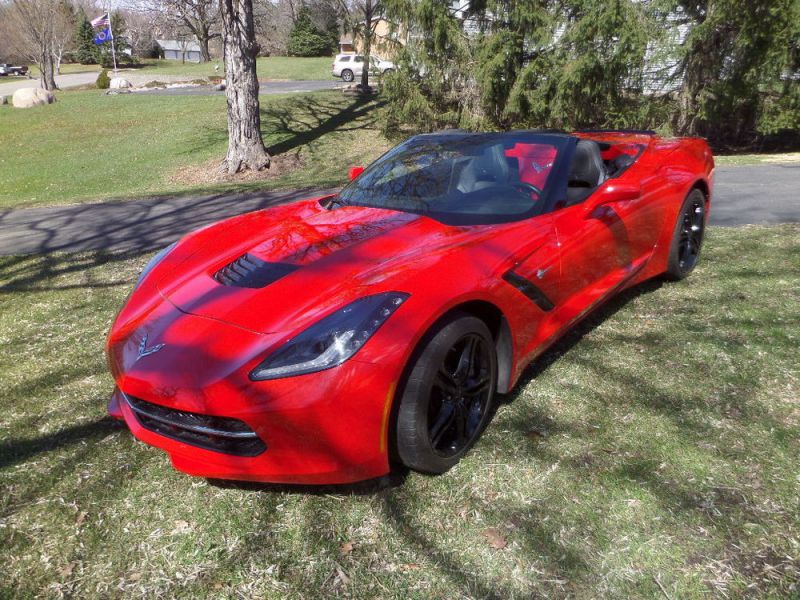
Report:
107,7,117,72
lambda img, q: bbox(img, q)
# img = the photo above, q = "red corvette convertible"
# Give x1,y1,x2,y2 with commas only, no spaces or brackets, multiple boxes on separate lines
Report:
106,130,713,484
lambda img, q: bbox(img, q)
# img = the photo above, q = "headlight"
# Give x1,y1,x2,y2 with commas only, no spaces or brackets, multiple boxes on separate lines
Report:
135,242,177,288
249,292,409,381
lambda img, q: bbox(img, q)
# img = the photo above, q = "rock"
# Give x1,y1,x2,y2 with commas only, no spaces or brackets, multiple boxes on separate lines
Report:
214,82,226,91
109,77,131,89
12,87,55,108
0,95,7,105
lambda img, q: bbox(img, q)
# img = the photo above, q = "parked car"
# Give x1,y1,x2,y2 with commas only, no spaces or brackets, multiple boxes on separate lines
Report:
0,64,29,76
106,129,714,485
332,53,395,82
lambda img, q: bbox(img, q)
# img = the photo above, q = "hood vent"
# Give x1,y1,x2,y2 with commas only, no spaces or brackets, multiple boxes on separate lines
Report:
214,253,299,289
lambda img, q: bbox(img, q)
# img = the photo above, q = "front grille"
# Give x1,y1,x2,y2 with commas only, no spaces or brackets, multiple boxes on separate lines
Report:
125,394,266,457
214,253,298,288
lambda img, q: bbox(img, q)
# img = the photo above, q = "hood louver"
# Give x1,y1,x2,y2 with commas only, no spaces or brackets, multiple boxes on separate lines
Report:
214,253,299,289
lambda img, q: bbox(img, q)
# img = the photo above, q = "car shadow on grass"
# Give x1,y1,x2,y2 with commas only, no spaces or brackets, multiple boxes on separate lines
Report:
206,469,409,496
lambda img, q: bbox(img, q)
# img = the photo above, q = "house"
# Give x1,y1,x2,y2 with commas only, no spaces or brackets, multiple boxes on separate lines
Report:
339,18,407,58
157,39,202,63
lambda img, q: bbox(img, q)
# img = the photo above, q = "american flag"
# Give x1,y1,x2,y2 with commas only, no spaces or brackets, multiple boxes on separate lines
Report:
91,13,109,28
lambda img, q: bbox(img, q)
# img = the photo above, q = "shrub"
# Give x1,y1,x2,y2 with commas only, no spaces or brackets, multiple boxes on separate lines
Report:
287,7,336,57
96,69,110,89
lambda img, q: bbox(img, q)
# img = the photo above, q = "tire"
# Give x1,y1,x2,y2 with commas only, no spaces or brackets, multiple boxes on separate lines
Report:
664,188,707,281
341,69,354,83
395,313,497,474
382,68,394,75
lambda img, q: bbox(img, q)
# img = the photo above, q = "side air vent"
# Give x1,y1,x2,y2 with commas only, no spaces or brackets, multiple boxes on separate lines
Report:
214,253,299,289
502,270,555,312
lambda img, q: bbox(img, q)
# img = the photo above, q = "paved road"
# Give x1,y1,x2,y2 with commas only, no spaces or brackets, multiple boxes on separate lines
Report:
0,72,99,96
134,79,341,96
0,164,796,256
0,75,340,98
709,163,798,226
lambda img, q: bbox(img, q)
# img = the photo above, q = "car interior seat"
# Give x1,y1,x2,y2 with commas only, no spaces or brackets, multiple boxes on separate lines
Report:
607,153,635,177
457,145,510,193
566,140,607,205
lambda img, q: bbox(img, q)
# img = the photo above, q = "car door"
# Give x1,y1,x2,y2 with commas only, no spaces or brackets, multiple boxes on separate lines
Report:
547,185,636,333
501,214,563,358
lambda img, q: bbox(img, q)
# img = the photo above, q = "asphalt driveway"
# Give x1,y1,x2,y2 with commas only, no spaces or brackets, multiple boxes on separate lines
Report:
135,80,341,96
0,72,99,96
0,75,340,98
0,164,796,256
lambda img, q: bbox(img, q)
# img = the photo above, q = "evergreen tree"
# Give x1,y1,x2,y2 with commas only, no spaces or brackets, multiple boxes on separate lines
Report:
74,8,97,65
382,0,798,147
674,0,800,146
287,7,336,56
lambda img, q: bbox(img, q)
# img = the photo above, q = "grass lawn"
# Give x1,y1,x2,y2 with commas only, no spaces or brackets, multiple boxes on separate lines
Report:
0,89,389,210
132,57,334,81
1,224,798,598
26,63,101,76
714,152,800,166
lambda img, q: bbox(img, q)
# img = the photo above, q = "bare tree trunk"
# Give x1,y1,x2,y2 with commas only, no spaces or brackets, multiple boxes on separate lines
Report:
40,46,57,90
359,0,374,89
219,0,270,173
198,37,211,62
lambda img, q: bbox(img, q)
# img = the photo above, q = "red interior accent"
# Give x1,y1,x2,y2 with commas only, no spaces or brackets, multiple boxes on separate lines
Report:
600,143,643,161
504,144,558,189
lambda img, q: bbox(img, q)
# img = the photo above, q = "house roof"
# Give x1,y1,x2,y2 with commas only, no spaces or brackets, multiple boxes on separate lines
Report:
157,39,202,52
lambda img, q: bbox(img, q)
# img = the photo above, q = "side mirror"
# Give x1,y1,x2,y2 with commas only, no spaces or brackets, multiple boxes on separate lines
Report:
600,182,640,203
349,166,365,181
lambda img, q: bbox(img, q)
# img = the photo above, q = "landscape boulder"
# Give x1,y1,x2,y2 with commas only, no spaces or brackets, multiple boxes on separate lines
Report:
109,77,131,89
0,95,7,105
12,87,55,109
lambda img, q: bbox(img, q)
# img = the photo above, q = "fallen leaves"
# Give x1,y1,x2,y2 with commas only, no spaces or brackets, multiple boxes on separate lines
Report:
171,520,191,534
483,527,508,550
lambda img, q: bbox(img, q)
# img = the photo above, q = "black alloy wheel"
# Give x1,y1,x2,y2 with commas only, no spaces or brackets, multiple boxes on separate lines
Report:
428,333,493,457
665,188,706,280
395,313,497,474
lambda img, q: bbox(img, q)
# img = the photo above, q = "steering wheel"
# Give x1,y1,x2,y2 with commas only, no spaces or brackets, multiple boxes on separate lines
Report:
512,182,543,200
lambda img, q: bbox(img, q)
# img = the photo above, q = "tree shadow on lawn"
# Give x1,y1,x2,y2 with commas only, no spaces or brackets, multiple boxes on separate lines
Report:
490,275,799,594
0,416,123,473
174,92,385,160
260,93,386,157
0,251,146,295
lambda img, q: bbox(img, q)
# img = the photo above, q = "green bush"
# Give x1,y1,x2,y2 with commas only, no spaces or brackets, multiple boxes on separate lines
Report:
287,7,336,57
96,69,110,89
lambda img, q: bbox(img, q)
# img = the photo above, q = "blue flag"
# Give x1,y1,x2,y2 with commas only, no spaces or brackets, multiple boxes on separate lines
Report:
94,26,111,45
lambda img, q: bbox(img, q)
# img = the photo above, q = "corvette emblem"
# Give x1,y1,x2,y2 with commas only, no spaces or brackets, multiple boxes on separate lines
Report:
136,334,165,361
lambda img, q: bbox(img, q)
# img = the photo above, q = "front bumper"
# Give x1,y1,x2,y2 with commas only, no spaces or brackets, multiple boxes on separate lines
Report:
109,354,400,485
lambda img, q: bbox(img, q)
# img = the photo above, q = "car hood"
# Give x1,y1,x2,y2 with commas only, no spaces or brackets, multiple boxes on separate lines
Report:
156,199,482,334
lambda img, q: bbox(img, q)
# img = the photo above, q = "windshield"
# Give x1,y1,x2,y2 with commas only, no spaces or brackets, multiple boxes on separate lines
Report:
336,132,568,225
